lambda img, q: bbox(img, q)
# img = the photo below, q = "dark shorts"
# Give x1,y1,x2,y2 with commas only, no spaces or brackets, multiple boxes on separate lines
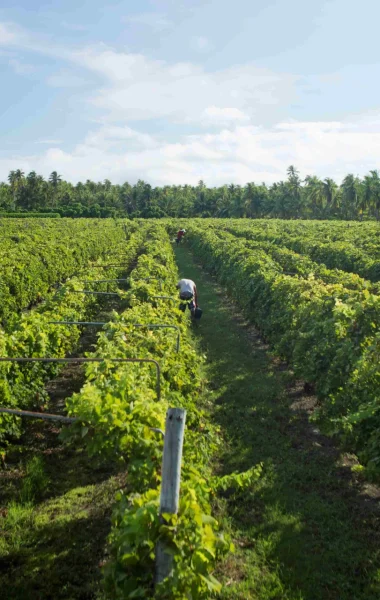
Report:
180,291,193,300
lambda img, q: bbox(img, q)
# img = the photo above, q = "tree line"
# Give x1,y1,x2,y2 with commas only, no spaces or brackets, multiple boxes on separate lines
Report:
1,166,380,219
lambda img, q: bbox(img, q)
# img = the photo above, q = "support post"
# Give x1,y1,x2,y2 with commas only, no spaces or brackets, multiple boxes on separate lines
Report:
155,408,186,585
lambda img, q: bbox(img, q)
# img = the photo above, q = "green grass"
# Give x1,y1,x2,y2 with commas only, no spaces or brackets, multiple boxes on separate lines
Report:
0,427,124,600
175,245,380,600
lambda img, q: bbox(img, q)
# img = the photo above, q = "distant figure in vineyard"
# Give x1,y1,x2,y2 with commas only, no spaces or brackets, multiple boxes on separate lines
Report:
177,278,198,309
176,229,186,244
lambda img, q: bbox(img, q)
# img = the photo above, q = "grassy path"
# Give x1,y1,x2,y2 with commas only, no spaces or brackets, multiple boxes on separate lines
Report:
175,245,380,600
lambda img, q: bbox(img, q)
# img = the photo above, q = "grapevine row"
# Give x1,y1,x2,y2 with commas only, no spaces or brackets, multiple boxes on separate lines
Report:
0,218,135,322
211,228,379,293
66,223,259,598
185,223,380,474
222,218,380,256
219,221,380,281
0,229,144,443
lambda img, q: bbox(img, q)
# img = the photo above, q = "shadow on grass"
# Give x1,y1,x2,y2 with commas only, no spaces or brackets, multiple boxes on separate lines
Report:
0,430,125,600
175,245,380,600
0,498,112,599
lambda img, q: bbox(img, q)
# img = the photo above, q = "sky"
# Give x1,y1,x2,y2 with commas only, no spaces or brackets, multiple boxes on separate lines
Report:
1,0,380,186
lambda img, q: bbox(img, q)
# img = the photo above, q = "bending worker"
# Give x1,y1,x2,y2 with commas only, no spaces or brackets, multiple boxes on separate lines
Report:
176,229,186,244
176,278,198,306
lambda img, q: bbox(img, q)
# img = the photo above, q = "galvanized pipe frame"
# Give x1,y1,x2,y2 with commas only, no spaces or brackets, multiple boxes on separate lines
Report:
80,279,129,284
49,321,109,326
0,407,165,438
0,407,77,423
0,357,161,401
69,290,121,297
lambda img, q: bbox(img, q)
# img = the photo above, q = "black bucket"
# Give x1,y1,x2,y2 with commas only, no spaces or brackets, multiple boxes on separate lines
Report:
193,307,203,320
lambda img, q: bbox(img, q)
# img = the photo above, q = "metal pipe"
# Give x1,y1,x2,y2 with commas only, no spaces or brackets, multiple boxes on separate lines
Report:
87,264,129,268
0,407,166,436
80,279,129,284
0,407,76,423
69,291,120,297
0,357,161,401
49,321,108,326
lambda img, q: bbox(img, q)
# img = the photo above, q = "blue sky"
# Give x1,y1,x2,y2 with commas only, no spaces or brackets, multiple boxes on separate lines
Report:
0,0,380,185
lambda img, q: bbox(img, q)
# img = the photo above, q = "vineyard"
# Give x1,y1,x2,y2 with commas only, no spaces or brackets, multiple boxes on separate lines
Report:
0,217,379,600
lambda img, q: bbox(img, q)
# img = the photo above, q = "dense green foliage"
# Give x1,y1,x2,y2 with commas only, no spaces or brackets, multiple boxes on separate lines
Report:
1,216,379,597
0,218,132,322
2,166,380,219
0,228,143,443
183,220,380,476
65,223,259,598
175,245,380,600
222,219,380,281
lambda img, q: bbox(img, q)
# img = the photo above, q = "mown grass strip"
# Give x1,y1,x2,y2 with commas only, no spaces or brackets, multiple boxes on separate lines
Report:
175,244,380,600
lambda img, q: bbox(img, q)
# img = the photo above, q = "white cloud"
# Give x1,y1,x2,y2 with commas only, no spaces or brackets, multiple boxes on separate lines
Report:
2,118,380,186
200,106,250,126
0,22,297,124
275,120,344,132
82,125,158,150
35,139,63,145
1,21,380,187
123,12,173,30
68,45,296,124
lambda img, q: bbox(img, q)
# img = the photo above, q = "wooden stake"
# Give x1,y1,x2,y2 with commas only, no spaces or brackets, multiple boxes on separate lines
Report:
155,407,186,585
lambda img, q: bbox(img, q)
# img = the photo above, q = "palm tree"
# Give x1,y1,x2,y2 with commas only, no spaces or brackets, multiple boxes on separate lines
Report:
287,165,302,217
244,182,262,218
304,175,324,217
49,171,61,187
231,186,245,217
364,170,380,220
215,185,231,217
322,178,338,216
8,169,24,210
49,171,62,207
8,171,17,210
341,174,361,219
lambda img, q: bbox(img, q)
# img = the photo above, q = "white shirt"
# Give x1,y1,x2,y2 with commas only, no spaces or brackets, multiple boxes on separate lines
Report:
177,279,196,294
